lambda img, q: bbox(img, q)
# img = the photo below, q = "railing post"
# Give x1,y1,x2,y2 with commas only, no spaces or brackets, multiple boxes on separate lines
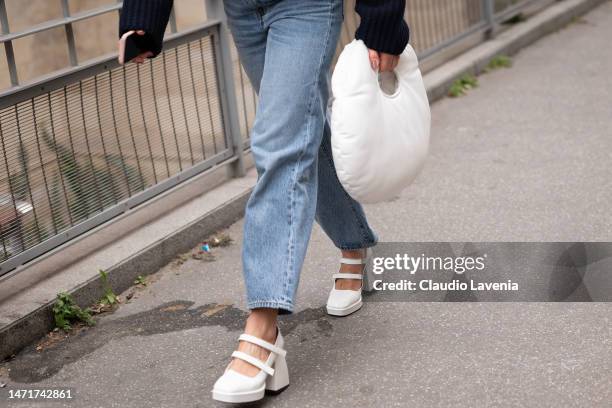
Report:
205,0,245,178
483,0,497,39
61,0,78,66
169,7,178,33
0,0,18,86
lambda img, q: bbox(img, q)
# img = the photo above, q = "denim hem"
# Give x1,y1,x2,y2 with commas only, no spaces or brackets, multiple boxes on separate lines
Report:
248,300,295,315
337,240,378,251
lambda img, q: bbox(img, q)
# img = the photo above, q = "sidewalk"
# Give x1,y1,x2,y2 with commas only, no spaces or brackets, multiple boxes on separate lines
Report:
1,2,611,407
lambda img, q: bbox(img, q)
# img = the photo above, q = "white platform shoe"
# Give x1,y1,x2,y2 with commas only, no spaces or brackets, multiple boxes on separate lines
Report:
326,247,373,316
212,328,289,403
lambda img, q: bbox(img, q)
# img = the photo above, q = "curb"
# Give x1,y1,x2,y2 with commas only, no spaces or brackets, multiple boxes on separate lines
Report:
0,189,252,361
0,0,605,361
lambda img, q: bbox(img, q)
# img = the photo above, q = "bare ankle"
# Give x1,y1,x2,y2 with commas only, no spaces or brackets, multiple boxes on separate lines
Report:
341,248,366,258
245,308,278,342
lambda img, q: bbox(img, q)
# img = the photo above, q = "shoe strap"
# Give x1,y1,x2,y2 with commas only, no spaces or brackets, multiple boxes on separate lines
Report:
231,351,275,376
340,257,366,265
333,273,363,280
238,333,287,357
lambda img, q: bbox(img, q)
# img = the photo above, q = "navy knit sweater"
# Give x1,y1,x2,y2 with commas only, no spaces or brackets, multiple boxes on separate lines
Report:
119,0,410,57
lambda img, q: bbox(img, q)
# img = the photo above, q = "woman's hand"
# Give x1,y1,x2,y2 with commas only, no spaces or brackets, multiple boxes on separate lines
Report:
368,50,399,72
119,30,154,64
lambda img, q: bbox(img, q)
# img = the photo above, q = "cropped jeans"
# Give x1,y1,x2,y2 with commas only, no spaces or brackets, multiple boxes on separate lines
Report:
223,0,378,314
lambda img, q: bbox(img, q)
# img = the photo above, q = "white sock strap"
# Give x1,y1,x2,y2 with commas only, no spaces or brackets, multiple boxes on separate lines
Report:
340,257,366,265
238,333,286,357
231,351,275,376
333,273,363,280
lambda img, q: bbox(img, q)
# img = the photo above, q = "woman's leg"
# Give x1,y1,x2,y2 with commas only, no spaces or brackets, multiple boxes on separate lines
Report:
221,0,275,378
315,117,379,290
222,1,267,93
315,118,379,249
239,0,344,315
220,0,343,377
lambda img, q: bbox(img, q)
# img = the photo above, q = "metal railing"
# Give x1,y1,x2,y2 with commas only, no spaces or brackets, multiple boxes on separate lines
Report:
0,0,552,276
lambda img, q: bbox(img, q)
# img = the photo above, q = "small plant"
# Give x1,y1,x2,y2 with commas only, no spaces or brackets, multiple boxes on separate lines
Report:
486,55,512,71
99,269,118,306
134,275,148,286
8,140,30,202
569,16,588,25
41,128,90,223
52,292,95,331
448,74,479,97
39,124,148,229
1,248,13,262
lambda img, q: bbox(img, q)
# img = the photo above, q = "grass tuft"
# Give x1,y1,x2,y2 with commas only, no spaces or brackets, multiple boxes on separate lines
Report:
448,74,479,97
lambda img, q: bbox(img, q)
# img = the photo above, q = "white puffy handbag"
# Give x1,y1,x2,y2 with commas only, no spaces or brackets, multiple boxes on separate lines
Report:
330,39,431,204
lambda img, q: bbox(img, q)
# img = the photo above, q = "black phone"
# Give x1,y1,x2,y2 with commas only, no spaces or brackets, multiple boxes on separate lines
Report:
119,31,153,64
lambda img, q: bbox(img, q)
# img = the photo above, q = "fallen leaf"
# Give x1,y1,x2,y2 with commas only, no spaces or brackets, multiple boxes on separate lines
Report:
202,304,229,317
161,304,188,312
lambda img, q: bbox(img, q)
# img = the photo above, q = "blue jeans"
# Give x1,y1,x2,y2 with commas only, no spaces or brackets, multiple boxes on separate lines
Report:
223,0,378,314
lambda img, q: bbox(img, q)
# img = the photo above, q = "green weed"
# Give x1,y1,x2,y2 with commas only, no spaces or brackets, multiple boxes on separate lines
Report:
448,74,479,97
486,55,512,71
52,292,95,331
99,269,118,306
134,275,148,286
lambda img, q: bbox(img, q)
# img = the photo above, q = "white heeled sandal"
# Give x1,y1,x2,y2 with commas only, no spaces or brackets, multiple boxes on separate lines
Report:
212,328,290,403
326,247,373,316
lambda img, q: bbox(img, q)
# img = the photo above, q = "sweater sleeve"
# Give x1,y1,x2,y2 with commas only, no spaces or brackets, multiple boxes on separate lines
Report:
119,0,174,57
354,0,410,55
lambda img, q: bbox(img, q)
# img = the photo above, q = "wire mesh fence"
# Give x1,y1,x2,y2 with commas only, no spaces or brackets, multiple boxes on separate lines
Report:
0,25,232,272
229,43,257,147
340,0,484,56
495,0,527,12
1,0,550,275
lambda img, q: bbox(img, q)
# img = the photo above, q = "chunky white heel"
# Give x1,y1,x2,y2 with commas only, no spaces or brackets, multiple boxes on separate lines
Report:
211,328,289,403
265,350,289,393
326,247,373,316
